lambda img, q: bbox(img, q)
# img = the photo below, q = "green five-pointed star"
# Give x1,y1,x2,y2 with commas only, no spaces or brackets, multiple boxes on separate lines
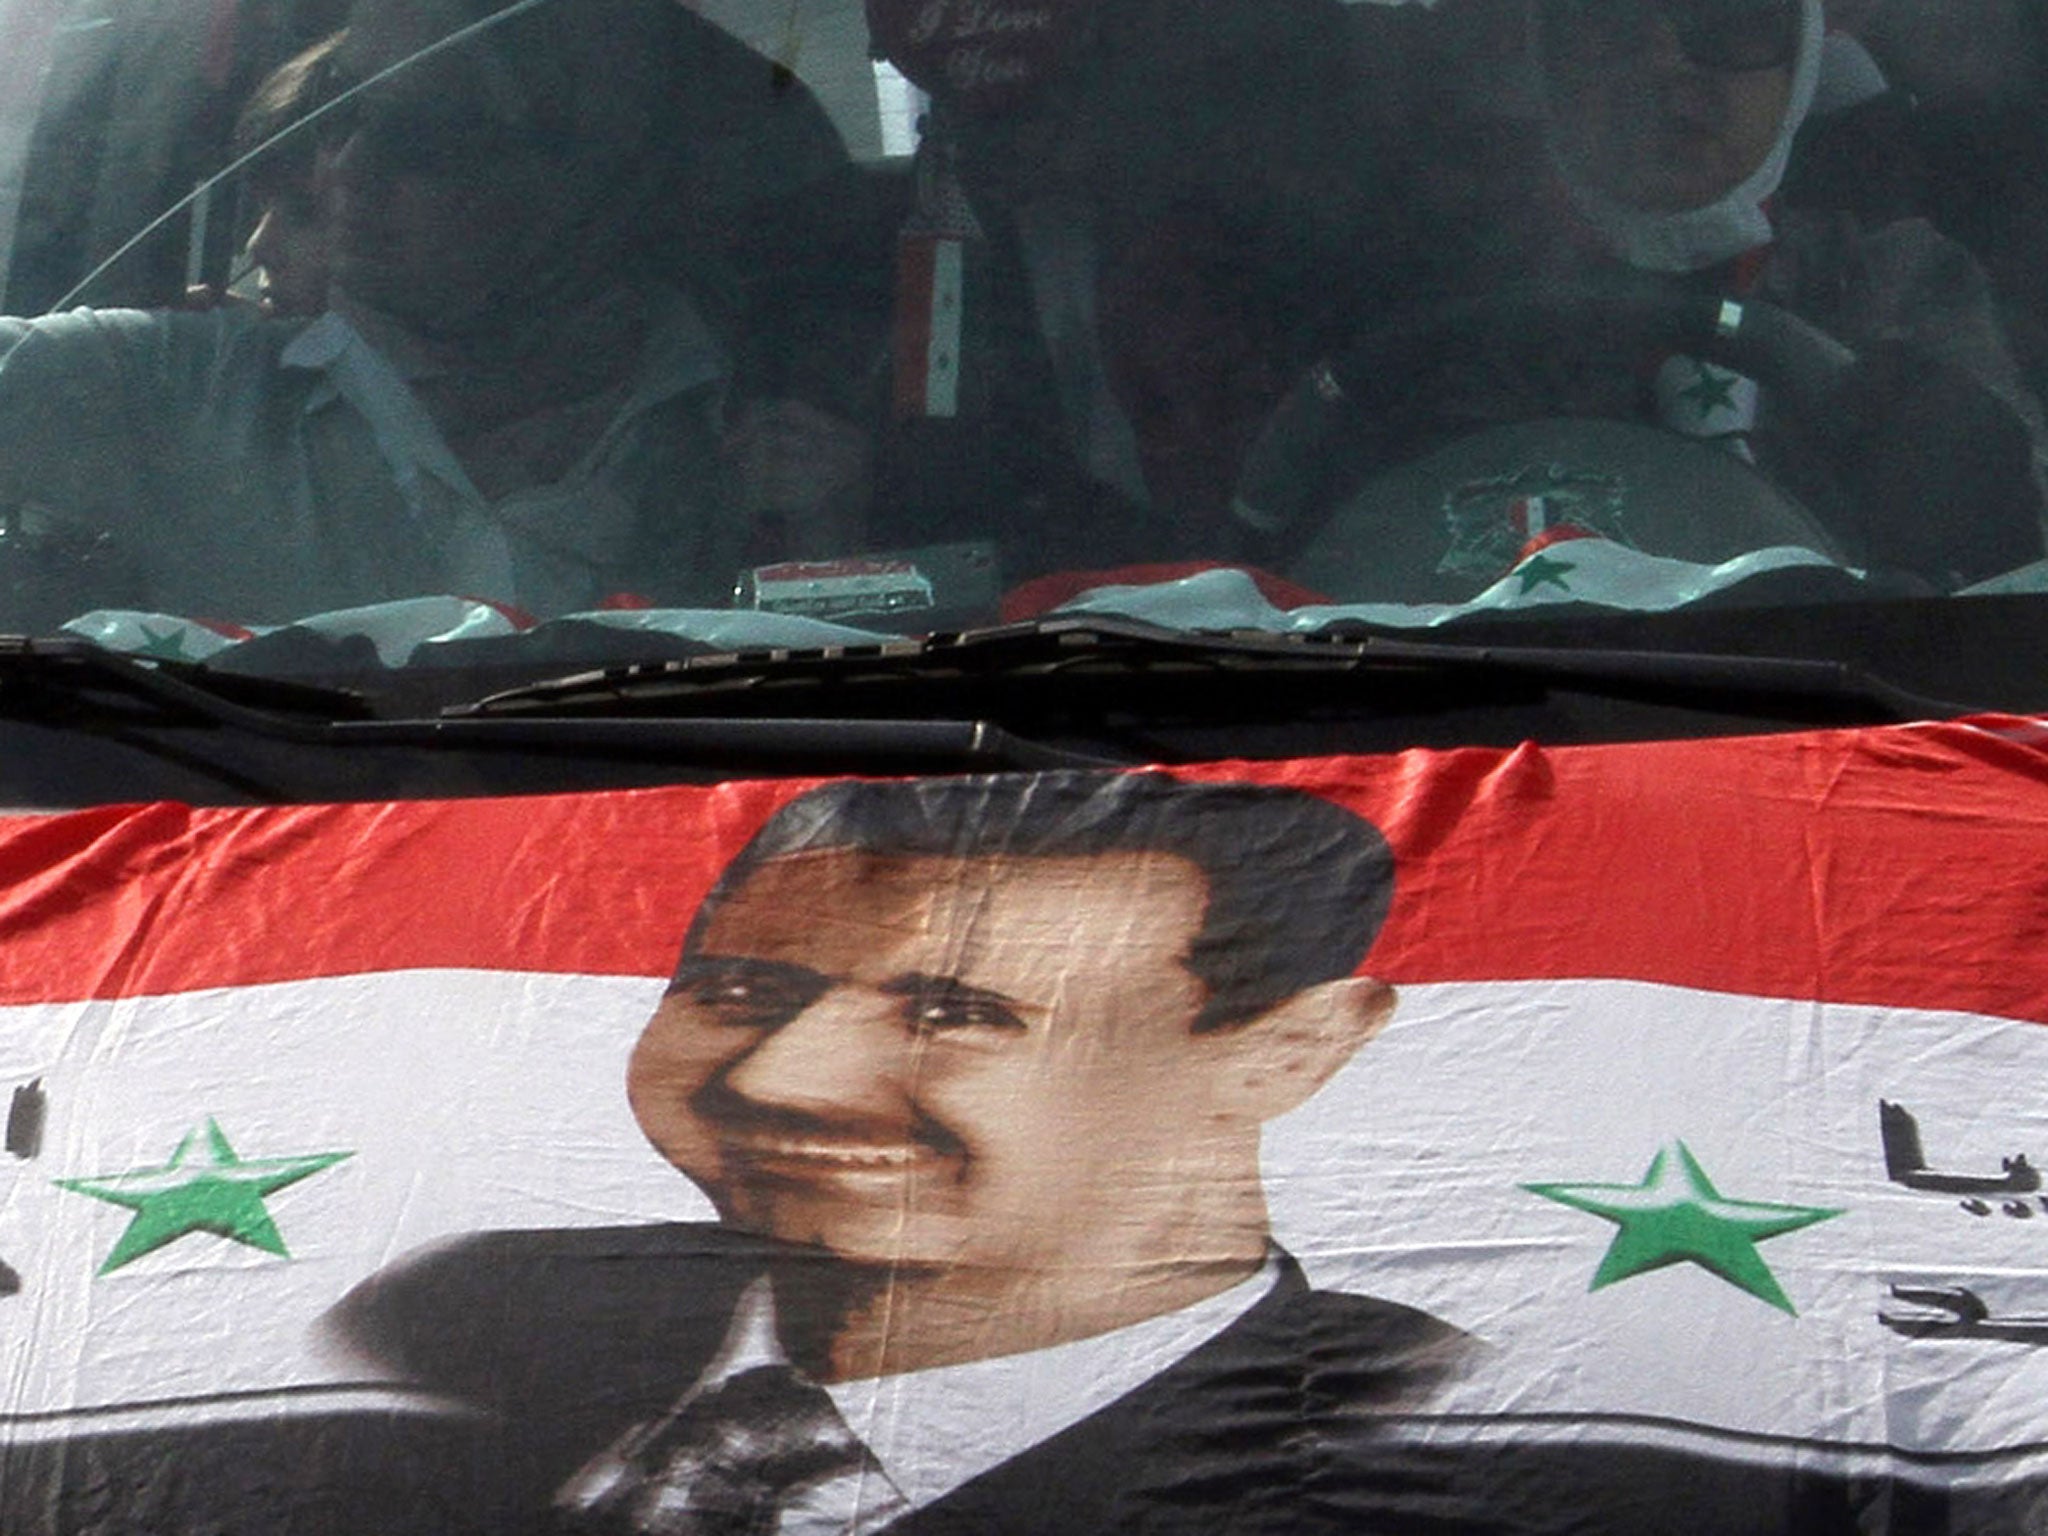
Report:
56,1119,351,1275
1524,1142,1840,1315
134,624,196,661
1516,553,1576,594
1679,362,1741,418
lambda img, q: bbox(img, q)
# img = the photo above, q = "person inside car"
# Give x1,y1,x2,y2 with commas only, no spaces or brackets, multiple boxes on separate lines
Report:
181,31,346,320
0,0,844,627
231,31,346,320
215,18,872,565
819,0,1401,582
1249,0,2047,598
1528,0,2047,587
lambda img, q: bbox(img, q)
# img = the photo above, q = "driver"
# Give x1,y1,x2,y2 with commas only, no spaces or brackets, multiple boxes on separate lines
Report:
1259,0,2048,597
0,0,844,626
1524,0,2048,586
182,32,346,320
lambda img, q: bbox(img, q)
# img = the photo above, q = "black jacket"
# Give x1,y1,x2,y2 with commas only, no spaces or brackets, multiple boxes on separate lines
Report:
14,1223,2040,1534
322,1222,1473,1535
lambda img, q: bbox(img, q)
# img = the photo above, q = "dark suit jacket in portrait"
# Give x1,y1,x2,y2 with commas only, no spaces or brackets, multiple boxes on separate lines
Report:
320,1222,1475,1536
11,1224,2045,1535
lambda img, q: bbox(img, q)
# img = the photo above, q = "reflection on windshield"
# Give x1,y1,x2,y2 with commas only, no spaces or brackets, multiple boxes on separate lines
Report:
0,0,2044,660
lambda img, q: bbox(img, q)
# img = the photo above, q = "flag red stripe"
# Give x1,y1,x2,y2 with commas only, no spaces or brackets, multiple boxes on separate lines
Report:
891,236,938,420
2,720,2044,1021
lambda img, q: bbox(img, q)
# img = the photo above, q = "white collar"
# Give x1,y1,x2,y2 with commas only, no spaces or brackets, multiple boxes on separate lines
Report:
691,1252,1285,1514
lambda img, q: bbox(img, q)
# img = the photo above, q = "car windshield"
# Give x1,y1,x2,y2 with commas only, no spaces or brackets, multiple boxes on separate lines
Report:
0,0,2044,694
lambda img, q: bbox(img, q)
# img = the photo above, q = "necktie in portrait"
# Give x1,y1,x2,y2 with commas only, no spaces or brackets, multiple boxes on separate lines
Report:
554,1363,910,1536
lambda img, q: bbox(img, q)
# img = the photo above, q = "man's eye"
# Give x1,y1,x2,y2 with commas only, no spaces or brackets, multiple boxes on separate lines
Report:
906,992,1025,1033
676,967,809,1023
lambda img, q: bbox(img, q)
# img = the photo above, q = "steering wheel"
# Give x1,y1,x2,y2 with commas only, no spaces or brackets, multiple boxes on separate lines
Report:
1232,278,1863,604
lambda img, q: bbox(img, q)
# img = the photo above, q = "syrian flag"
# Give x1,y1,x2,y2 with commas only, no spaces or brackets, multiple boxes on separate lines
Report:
2,723,2047,1532
1054,541,1851,632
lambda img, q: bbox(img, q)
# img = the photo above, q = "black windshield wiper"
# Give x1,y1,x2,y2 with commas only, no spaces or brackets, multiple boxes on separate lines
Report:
440,615,1975,725
0,623,1988,810
0,636,1121,773
0,636,375,732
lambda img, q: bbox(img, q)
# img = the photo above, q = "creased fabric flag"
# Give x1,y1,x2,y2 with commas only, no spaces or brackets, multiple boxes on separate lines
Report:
1,722,2046,1533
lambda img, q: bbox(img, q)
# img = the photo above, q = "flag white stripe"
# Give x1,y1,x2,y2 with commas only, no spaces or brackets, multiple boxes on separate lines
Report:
4,971,2047,1478
923,238,962,418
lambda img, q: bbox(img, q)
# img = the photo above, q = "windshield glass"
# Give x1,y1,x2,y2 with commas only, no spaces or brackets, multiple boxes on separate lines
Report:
0,0,2043,680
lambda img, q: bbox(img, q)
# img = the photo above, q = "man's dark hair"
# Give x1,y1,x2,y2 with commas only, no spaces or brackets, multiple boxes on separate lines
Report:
234,31,348,201
679,772,1395,1032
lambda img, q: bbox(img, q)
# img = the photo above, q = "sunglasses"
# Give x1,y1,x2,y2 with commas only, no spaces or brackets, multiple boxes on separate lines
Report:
1537,0,1801,73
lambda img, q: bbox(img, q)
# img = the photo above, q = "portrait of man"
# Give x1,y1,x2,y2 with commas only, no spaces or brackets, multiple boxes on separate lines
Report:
328,771,1472,1533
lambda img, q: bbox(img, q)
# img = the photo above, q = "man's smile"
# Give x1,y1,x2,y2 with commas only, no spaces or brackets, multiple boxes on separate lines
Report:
720,1133,947,1175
